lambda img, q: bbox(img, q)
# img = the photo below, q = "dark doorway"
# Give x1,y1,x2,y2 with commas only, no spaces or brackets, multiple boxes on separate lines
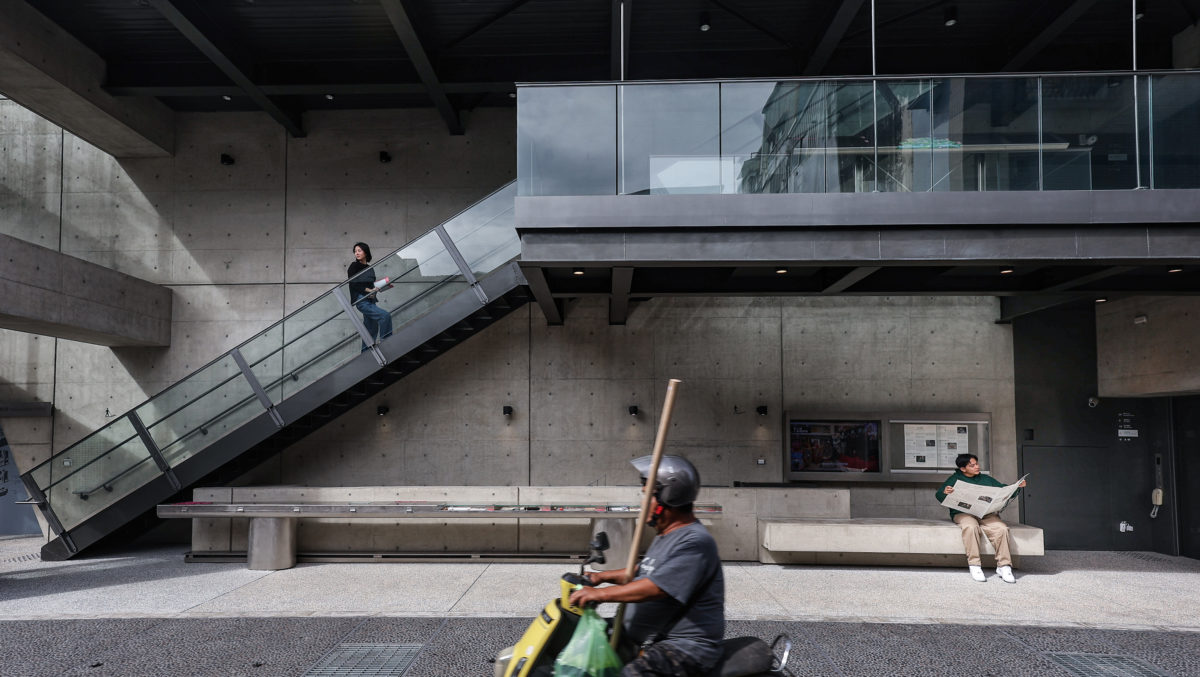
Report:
1022,445,1116,549
1172,397,1200,559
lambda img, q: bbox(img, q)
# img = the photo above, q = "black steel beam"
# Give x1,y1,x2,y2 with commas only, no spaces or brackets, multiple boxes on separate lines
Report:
146,0,304,137
803,0,866,76
105,82,515,98
523,266,564,325
379,0,463,135
998,294,1086,323
710,0,793,49
441,0,534,53
1003,0,1098,71
611,0,624,80
822,266,880,293
609,267,633,325
1040,266,1137,292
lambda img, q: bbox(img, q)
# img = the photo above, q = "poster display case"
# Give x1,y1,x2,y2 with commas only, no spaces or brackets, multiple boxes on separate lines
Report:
784,412,990,483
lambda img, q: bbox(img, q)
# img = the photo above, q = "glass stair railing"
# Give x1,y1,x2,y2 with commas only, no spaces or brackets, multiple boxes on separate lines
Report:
21,181,525,561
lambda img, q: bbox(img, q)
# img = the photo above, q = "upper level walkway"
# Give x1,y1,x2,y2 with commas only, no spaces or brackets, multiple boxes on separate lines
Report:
513,72,1200,323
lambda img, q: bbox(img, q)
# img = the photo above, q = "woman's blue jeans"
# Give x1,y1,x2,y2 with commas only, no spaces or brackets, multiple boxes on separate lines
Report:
355,299,393,350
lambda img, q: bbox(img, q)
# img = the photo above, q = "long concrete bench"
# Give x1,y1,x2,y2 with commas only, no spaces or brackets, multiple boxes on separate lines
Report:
159,501,721,570
758,517,1045,568
173,485,852,567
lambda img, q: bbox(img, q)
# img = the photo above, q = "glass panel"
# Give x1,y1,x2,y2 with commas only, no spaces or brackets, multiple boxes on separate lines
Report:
239,323,285,405
824,81,877,193
281,289,358,398
136,354,263,467
368,230,462,329
721,81,832,194
439,183,520,275
517,86,616,196
930,78,1040,191
619,83,720,195
42,416,161,531
876,79,934,193
1149,73,1200,189
1042,75,1136,191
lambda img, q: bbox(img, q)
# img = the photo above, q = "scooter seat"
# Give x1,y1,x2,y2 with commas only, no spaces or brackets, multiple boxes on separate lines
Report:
710,636,774,677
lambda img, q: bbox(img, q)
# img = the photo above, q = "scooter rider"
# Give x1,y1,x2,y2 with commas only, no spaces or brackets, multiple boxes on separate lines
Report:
569,455,725,677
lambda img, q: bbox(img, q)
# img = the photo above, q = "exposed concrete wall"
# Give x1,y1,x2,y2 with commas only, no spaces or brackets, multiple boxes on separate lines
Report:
0,100,1015,525
1097,296,1200,397
277,295,1016,520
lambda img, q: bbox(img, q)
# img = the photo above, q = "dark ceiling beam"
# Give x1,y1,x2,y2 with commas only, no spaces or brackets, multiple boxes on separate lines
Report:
822,266,880,293
379,0,463,135
1040,266,1136,293
105,82,515,97
146,0,304,137
710,0,793,49
441,0,534,53
997,293,1086,323
803,0,867,76
523,267,564,325
1002,0,1098,71
609,267,634,325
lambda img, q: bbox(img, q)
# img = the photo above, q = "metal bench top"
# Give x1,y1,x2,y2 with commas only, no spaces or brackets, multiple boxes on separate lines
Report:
158,502,723,519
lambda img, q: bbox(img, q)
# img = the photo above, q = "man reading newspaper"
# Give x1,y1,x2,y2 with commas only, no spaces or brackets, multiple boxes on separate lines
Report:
935,453,1028,584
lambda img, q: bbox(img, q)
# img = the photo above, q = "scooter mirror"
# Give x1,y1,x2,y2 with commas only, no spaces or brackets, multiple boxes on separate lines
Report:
589,532,610,552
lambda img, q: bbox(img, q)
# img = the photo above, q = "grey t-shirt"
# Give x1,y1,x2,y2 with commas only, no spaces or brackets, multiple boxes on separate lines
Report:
624,521,725,668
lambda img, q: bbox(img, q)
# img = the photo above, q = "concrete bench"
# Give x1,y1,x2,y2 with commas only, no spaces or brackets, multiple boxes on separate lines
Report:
175,485,851,567
158,500,722,570
758,517,1045,568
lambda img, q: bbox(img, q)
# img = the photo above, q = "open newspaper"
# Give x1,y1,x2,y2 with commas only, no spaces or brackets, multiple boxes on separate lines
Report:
940,474,1027,519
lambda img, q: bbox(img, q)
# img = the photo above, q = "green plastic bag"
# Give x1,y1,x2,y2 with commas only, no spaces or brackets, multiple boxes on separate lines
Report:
553,607,624,677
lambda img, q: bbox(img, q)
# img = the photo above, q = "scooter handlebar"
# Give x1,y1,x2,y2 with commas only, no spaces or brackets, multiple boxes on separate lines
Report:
561,572,594,587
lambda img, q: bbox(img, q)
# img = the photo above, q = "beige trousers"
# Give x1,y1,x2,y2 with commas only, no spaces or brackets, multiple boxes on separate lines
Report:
953,513,1012,567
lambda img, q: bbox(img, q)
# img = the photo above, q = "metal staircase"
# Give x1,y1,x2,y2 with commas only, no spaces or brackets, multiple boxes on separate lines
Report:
21,182,527,561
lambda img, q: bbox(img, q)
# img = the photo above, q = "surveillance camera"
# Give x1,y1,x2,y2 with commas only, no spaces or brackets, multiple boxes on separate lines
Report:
1087,396,1100,408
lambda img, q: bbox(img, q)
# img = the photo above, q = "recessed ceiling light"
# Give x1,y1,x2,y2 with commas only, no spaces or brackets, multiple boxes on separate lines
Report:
1000,268,1014,275
221,95,232,101
775,267,788,274
325,94,334,100
1168,268,1183,273
1095,298,1108,303
572,268,585,276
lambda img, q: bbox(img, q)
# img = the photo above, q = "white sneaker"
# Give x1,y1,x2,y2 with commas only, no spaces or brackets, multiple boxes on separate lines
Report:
997,565,1016,584
969,565,986,582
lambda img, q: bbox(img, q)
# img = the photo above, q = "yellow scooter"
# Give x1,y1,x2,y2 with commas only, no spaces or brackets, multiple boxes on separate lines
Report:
492,532,792,677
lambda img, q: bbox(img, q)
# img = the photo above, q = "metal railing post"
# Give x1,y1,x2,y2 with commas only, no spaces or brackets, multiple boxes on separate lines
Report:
127,410,181,491
231,349,286,428
435,224,490,304
332,287,387,365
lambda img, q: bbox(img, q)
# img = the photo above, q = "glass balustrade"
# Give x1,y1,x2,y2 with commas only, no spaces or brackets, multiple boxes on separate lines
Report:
518,72,1197,196
24,181,519,537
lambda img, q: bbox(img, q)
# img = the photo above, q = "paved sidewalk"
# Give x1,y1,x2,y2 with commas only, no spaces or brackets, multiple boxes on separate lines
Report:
2,535,1199,675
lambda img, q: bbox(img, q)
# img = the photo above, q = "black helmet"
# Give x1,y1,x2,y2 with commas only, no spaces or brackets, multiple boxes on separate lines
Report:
631,455,700,508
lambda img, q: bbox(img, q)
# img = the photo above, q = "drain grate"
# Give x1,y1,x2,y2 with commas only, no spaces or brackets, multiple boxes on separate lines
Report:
1044,652,1172,677
0,553,40,564
302,643,423,676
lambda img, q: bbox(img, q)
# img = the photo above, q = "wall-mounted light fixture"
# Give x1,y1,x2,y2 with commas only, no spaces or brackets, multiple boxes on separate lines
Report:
503,405,514,417
219,153,235,166
698,11,711,31
756,405,769,416
1135,0,1145,19
379,150,392,163
377,405,389,416
628,405,639,416
221,94,232,101
325,93,334,101
1133,314,1149,325
943,5,957,26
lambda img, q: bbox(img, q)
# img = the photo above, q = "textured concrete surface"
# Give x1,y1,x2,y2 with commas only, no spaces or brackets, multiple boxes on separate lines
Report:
1097,296,1200,397
0,536,1198,676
